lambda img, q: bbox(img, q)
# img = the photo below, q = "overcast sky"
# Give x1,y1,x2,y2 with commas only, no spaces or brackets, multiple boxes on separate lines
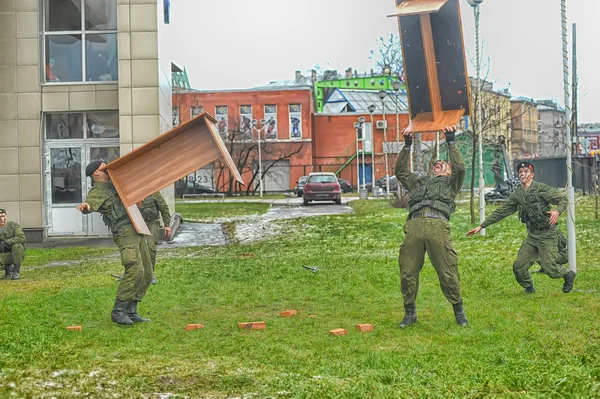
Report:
163,0,598,123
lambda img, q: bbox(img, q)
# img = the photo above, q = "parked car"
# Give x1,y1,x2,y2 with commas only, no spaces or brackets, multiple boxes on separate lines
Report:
337,178,353,193
175,178,215,197
293,176,308,197
303,172,342,205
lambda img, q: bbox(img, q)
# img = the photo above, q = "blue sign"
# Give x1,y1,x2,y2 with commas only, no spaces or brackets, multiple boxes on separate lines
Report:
164,0,171,24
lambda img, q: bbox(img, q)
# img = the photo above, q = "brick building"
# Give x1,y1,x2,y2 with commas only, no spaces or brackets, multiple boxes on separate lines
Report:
172,75,314,193
0,0,175,241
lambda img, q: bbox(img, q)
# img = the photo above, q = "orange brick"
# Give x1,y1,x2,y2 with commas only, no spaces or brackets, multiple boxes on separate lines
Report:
66,326,82,331
238,322,266,330
185,324,205,331
279,309,297,317
329,328,347,336
356,324,374,332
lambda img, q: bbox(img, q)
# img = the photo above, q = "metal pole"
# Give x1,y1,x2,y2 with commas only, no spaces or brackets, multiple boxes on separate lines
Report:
562,0,576,271
361,140,366,190
382,99,390,197
258,128,263,197
370,113,376,196
356,126,361,192
474,4,486,236
436,132,440,160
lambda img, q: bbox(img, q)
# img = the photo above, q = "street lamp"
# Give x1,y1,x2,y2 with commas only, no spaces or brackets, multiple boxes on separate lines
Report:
353,121,361,193
368,104,377,196
390,80,411,174
378,89,390,197
251,119,265,197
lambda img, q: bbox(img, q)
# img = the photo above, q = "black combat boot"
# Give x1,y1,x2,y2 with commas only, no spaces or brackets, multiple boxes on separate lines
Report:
399,303,417,328
125,301,151,323
2,264,13,279
524,286,536,294
453,303,468,327
11,264,20,280
562,270,576,293
111,299,134,326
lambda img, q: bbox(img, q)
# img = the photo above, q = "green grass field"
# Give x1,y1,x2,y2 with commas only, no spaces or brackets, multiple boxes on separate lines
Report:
1,197,599,398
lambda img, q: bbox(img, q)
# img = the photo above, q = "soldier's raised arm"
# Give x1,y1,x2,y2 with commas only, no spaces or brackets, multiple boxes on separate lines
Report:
395,127,419,191
467,191,519,236
445,127,466,193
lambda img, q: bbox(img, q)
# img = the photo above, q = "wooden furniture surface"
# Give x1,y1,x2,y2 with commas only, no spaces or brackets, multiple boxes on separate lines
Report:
391,0,471,132
105,112,244,234
388,0,449,17
411,109,465,132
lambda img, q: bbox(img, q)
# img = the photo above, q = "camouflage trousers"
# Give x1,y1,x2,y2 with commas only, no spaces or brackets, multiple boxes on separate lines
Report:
113,225,156,302
147,220,161,270
398,217,462,306
0,243,25,267
514,226,568,289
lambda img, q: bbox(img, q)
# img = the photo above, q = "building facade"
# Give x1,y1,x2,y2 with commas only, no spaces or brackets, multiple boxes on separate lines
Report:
510,97,539,159
467,79,513,157
537,100,568,158
173,82,314,194
0,0,174,241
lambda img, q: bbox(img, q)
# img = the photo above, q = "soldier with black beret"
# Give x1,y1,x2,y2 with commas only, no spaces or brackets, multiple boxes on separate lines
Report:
77,160,155,326
467,161,576,294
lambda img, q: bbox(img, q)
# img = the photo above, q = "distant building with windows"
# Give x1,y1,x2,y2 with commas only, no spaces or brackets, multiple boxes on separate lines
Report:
172,73,315,194
537,99,568,158
511,97,539,159
0,0,175,241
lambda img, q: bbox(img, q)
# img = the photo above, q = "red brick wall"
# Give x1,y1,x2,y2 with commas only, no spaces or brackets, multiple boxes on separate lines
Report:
174,89,314,191
174,89,313,140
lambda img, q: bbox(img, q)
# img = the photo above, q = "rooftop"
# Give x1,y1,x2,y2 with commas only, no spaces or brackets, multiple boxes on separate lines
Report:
321,88,408,114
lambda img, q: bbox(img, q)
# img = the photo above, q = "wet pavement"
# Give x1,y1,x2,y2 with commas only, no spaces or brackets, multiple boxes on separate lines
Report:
30,200,358,249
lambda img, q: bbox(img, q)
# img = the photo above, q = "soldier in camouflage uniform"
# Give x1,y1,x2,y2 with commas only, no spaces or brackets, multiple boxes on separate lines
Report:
395,124,468,328
139,192,171,284
0,208,26,280
467,161,575,294
77,160,155,326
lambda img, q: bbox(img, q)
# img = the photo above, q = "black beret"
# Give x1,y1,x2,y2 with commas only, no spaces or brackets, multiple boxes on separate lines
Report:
517,161,534,173
0,208,5,214
85,159,105,177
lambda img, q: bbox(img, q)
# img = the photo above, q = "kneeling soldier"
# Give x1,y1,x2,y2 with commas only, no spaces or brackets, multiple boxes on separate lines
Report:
0,208,26,280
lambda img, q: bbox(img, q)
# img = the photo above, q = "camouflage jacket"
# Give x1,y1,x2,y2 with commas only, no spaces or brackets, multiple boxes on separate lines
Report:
395,143,466,218
140,192,171,226
0,221,26,246
481,181,567,231
83,181,131,232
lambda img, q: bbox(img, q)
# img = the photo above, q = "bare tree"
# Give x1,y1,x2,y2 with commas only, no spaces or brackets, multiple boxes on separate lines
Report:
213,120,304,196
369,34,403,78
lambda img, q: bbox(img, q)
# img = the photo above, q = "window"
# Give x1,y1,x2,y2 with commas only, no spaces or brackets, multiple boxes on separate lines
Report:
191,106,203,118
264,105,277,140
239,105,252,140
46,111,119,140
43,0,118,83
289,104,302,139
172,107,179,126
215,106,228,139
